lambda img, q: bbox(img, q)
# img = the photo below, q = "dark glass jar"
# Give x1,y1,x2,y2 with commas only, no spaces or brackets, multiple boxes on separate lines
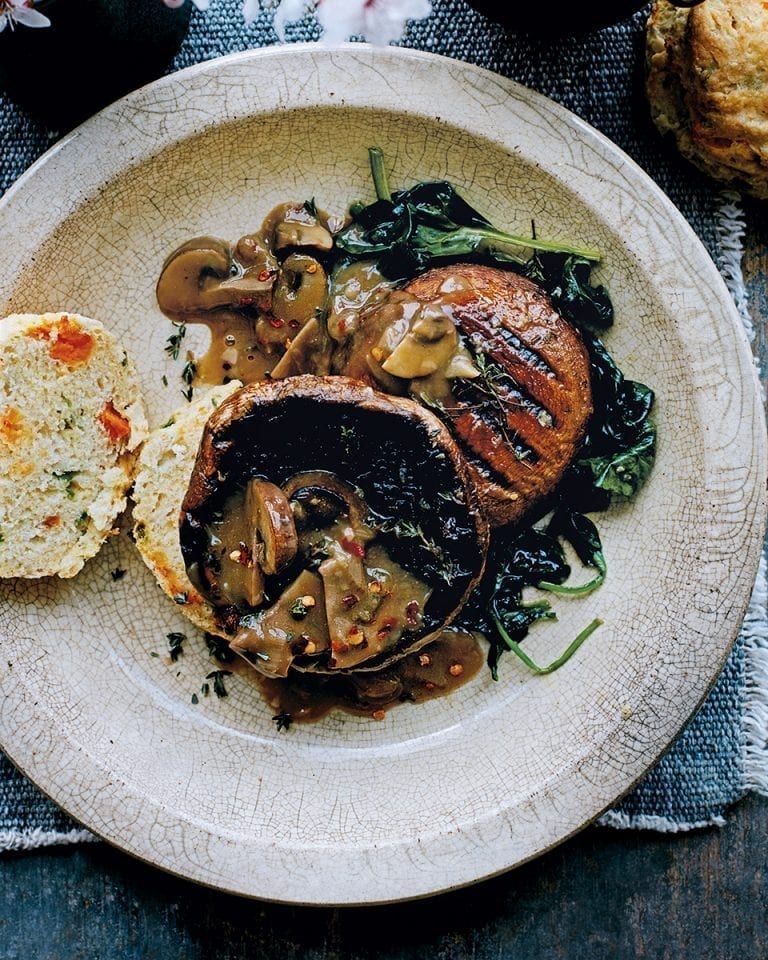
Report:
465,0,705,35
0,0,191,128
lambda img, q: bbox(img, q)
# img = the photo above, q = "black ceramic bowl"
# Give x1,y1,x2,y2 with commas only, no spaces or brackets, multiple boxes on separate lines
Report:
0,0,190,128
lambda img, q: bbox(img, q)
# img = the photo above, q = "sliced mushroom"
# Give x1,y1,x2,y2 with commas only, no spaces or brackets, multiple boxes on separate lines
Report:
269,318,333,379
230,569,329,678
382,304,460,380
156,237,274,318
243,551,266,608
235,233,278,272
274,219,333,252
281,471,371,538
246,479,299,575
272,254,328,324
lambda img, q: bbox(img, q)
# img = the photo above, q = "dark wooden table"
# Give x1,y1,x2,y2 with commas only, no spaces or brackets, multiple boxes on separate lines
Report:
1,189,766,960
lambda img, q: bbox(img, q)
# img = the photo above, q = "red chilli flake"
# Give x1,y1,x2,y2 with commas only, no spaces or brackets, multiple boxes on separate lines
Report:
258,269,272,282
288,319,301,330
376,618,397,641
405,601,420,627
268,317,285,329
341,538,365,558
331,640,350,654
342,594,359,610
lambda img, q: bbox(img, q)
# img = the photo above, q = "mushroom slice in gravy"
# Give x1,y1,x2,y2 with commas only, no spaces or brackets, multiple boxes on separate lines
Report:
246,479,298,576
231,570,329,678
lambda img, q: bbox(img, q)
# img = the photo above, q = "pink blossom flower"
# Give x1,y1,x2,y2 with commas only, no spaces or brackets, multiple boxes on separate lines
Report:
162,0,210,11
0,0,51,32
270,0,432,43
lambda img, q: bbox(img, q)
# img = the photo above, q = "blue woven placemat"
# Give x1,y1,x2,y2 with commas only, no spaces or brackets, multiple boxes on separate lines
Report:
0,0,766,848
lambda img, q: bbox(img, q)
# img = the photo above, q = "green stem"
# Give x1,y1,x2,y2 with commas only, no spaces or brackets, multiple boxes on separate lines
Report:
537,572,605,596
475,227,602,262
538,553,607,597
368,146,392,202
492,614,603,675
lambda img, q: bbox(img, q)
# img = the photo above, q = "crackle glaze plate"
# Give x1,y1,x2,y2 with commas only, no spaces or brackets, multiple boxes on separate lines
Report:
0,46,765,905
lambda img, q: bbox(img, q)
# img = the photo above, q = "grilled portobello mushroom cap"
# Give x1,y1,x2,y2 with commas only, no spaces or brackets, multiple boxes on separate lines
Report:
403,264,593,526
180,376,489,676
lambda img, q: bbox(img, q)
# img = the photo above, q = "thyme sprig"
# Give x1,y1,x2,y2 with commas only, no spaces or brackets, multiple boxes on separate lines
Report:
165,322,187,361
379,518,459,584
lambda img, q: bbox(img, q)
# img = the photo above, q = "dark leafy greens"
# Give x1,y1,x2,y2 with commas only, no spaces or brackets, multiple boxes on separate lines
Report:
338,147,656,678
565,333,657,509
336,147,600,281
458,508,607,678
524,251,613,330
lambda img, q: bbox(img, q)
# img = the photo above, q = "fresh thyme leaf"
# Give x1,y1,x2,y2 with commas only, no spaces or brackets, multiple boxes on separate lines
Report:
181,358,197,385
303,197,318,218
173,592,188,605
164,322,187,361
289,597,310,620
110,567,126,581
379,518,460,585
166,631,186,662
206,669,232,698
201,682,210,698
162,374,168,387
120,351,128,367
191,693,199,705
415,392,448,417
204,632,236,663
273,711,293,732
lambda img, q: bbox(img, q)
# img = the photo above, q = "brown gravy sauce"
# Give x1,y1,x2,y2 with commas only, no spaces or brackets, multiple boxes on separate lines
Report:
156,203,482,401
222,627,485,724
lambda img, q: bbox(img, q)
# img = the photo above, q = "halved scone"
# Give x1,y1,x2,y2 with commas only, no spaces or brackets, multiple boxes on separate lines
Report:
131,382,241,634
0,312,147,578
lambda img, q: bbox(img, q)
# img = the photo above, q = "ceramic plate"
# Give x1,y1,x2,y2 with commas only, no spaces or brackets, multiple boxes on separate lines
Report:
0,46,765,905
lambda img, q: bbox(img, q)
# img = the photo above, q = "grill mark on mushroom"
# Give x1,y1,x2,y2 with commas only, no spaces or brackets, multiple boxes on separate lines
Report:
404,263,592,526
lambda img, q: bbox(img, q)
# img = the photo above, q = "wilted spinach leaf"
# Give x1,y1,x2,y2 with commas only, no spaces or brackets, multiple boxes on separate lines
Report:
336,147,600,280
523,251,614,330
564,332,657,504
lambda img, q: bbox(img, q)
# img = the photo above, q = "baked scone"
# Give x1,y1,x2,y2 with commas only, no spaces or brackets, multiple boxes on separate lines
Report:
646,0,768,199
0,312,148,578
131,382,241,637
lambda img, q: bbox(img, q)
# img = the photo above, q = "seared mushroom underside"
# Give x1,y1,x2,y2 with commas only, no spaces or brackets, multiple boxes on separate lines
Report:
180,376,489,676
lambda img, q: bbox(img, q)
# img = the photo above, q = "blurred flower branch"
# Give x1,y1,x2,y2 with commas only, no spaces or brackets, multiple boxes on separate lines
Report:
0,0,50,32
0,0,432,45
166,0,433,44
